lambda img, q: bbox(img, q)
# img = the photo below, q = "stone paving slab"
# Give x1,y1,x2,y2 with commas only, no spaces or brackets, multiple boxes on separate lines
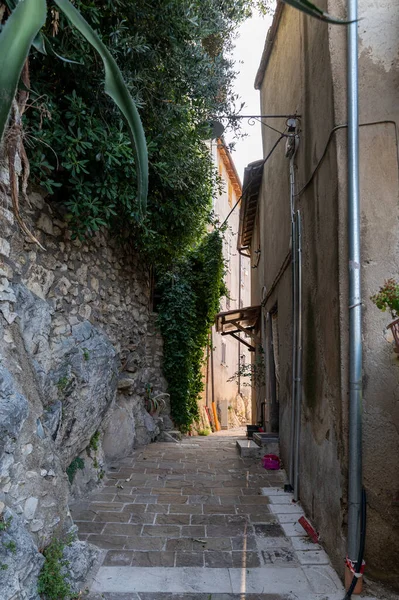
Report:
76,430,377,599
91,566,234,593
86,594,348,600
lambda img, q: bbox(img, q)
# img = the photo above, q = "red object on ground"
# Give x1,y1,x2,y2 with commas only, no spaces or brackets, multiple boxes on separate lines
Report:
262,454,280,470
298,516,319,543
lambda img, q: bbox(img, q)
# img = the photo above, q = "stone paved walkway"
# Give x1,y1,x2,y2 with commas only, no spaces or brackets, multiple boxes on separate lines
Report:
71,430,368,600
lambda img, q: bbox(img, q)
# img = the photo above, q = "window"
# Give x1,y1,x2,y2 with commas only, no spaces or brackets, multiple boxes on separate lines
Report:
221,342,226,365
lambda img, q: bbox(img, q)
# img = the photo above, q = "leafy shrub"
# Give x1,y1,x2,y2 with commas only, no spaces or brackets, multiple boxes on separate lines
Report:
25,0,249,263
371,278,399,318
89,430,100,452
198,428,211,436
37,538,71,600
228,347,265,388
66,456,84,484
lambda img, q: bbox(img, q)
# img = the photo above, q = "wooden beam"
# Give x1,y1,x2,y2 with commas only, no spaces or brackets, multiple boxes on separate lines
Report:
229,332,256,351
229,320,258,339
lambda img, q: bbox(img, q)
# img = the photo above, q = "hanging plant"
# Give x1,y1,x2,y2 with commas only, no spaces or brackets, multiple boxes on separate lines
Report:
371,278,399,352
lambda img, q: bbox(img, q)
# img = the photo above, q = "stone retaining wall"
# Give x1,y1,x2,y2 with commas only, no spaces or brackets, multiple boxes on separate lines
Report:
0,169,169,597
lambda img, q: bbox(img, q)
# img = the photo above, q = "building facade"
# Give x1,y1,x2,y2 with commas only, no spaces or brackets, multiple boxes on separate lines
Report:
239,0,399,589
201,140,252,430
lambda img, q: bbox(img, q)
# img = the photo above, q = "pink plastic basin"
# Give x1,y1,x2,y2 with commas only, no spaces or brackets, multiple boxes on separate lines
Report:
262,454,280,470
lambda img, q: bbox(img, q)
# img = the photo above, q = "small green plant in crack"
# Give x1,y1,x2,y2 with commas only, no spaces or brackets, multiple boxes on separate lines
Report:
57,377,70,394
37,538,71,600
98,469,105,481
198,428,211,436
82,348,90,362
0,563,8,571
66,457,85,484
3,540,16,554
0,516,12,532
89,430,100,452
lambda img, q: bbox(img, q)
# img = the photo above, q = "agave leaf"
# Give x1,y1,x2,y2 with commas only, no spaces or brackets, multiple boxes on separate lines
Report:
32,31,47,55
4,0,17,10
0,0,47,140
54,0,148,216
281,0,355,24
40,32,82,64
51,48,82,64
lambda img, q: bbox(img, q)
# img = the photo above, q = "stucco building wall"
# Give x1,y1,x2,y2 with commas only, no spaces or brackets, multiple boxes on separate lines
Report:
203,141,252,429
251,0,399,587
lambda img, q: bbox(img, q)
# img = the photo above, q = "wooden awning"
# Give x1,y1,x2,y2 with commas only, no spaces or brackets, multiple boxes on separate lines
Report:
238,160,264,253
215,305,261,351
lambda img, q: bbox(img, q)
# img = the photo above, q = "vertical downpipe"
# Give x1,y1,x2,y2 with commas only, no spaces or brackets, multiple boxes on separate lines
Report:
238,251,242,396
294,210,302,502
347,0,363,577
289,156,297,489
290,191,297,488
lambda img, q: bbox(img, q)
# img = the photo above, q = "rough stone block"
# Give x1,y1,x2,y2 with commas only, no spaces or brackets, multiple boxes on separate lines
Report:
236,439,262,458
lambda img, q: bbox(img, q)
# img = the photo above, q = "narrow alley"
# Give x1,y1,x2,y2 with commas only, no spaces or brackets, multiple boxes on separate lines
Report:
72,430,347,599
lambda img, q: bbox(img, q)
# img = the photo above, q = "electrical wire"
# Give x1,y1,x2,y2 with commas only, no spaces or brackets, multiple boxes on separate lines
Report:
219,133,285,229
296,120,399,198
343,488,367,600
220,119,398,232
253,116,288,137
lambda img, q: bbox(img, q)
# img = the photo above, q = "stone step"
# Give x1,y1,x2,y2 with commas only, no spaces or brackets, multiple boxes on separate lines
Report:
86,594,344,600
157,430,183,442
90,565,345,596
87,596,360,600
253,433,280,455
236,439,262,458
86,594,305,600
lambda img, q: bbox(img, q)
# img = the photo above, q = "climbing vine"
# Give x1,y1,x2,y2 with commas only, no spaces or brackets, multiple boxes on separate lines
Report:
157,231,226,430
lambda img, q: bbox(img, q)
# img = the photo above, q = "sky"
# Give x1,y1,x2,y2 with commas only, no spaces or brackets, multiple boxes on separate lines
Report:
225,10,274,183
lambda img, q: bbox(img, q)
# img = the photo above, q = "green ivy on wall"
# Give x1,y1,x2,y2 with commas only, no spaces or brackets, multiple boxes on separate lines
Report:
157,231,226,430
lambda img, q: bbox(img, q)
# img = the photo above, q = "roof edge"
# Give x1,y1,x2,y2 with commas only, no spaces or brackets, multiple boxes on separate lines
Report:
217,138,242,196
254,2,285,90
237,159,265,251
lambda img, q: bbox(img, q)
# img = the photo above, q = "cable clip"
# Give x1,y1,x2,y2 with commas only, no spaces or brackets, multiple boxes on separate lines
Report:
345,556,366,577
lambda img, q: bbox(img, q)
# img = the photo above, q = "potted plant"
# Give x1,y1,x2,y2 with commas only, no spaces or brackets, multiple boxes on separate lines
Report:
371,278,399,352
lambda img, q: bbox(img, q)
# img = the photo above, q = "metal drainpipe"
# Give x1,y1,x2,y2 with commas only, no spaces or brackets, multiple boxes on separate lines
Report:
347,0,363,567
289,160,297,489
287,126,299,488
294,210,302,502
238,250,242,396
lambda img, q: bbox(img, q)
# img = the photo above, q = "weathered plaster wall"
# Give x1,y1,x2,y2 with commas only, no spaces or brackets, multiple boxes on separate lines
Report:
0,165,168,597
202,141,251,430
254,0,399,588
328,0,399,585
254,2,346,575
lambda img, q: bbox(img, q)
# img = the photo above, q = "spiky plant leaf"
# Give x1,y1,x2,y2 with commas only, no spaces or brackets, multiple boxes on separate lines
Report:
0,0,46,140
281,0,354,24
54,0,148,216
32,31,47,54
